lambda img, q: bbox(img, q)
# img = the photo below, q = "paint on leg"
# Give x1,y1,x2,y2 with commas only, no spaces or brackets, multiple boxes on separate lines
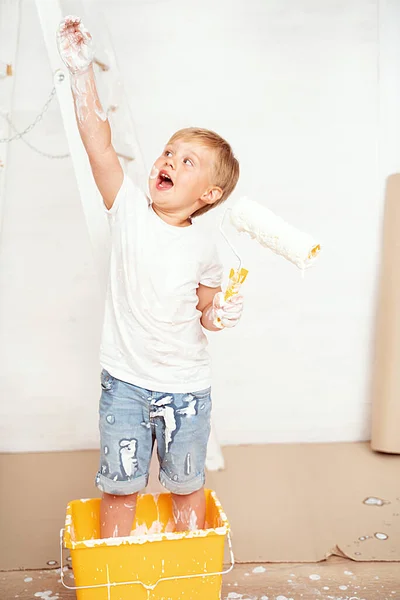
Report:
100,492,138,539
172,489,206,532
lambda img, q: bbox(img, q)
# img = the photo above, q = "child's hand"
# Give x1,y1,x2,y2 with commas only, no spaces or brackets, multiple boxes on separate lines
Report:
57,16,94,75
212,292,244,329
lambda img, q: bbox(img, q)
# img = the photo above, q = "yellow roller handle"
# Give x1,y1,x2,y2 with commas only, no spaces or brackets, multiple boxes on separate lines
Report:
214,268,248,328
224,267,249,301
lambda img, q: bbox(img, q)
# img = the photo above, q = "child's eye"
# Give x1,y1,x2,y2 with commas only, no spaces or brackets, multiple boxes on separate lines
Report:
165,150,172,157
183,158,193,166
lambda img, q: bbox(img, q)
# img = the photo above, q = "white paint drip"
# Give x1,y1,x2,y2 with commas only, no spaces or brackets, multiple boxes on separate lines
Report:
149,165,159,180
177,395,197,416
119,438,138,477
375,532,389,540
339,585,348,590
34,592,59,600
132,520,164,536
151,396,176,452
226,594,258,600
363,496,389,506
24,577,33,582
81,524,226,547
185,452,192,475
344,570,354,575
172,501,199,531
150,395,198,453
131,523,148,536
189,510,198,531
309,574,321,580
164,517,176,533
252,566,266,573
71,71,107,124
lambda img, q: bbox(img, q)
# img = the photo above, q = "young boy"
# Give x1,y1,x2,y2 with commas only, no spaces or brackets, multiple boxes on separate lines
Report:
57,16,244,538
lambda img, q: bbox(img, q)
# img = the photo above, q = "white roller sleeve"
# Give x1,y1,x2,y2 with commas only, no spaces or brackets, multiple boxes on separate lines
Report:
230,197,321,269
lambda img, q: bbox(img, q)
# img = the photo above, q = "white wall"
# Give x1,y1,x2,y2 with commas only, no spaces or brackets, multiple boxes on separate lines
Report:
0,0,103,452
0,0,389,451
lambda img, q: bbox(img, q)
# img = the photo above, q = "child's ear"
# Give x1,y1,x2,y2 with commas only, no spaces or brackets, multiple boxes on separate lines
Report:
201,186,223,205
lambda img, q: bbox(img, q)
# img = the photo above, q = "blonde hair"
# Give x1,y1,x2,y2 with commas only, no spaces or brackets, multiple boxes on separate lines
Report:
168,127,240,218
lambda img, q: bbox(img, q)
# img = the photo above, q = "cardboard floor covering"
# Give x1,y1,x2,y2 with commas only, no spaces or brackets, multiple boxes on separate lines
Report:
206,442,400,563
1,442,399,570
1,557,400,600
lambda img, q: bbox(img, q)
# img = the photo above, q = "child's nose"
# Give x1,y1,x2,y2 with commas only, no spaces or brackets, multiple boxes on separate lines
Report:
164,157,175,169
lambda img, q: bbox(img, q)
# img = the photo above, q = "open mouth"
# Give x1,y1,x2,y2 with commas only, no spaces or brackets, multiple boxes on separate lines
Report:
156,170,174,190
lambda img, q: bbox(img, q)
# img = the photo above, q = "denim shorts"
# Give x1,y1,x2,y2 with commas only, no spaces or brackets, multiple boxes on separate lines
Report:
95,369,212,496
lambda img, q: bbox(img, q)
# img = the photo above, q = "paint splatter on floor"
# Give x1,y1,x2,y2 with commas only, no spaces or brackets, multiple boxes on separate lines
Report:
34,592,59,600
253,566,267,574
363,496,389,507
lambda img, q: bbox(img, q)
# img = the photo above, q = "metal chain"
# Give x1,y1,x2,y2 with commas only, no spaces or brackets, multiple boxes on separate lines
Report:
6,118,70,159
0,86,57,142
0,85,70,159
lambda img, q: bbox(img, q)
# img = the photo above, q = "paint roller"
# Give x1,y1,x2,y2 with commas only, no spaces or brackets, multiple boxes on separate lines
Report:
219,196,321,303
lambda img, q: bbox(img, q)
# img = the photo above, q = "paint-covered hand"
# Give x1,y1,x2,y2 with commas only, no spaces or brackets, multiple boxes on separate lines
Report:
212,292,244,329
57,15,94,75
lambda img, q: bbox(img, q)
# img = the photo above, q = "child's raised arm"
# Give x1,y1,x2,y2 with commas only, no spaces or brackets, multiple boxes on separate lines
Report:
57,16,123,209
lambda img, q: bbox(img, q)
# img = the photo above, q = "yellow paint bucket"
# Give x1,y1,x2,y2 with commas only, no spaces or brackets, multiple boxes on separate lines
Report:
61,489,233,600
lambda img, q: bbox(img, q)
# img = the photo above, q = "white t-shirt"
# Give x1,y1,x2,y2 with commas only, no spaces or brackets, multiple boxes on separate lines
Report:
100,174,223,393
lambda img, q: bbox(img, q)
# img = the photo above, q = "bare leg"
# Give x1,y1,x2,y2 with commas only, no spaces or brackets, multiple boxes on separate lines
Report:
100,492,138,538
172,488,206,532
